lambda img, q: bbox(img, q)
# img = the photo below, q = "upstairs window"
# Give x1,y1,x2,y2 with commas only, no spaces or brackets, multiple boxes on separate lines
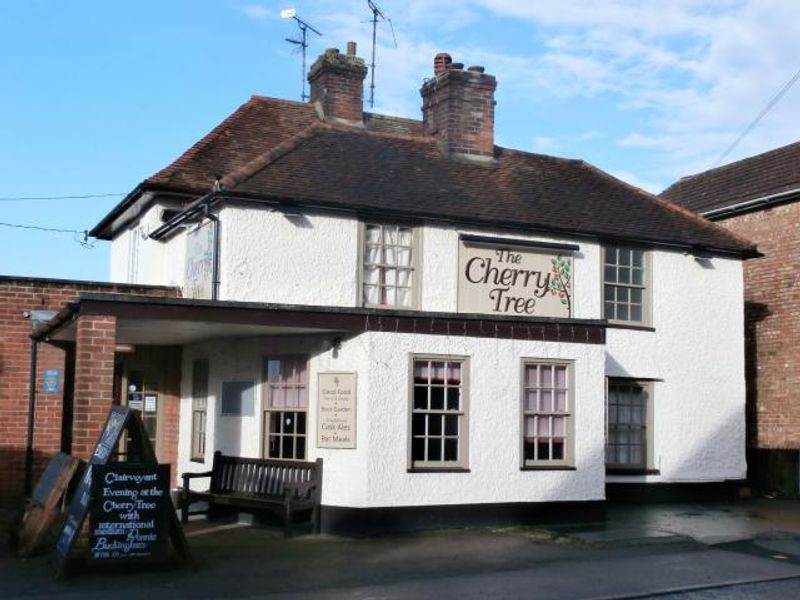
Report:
603,246,649,324
362,224,416,308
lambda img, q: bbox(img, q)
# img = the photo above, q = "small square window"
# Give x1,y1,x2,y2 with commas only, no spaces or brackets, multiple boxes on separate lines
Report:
603,246,649,325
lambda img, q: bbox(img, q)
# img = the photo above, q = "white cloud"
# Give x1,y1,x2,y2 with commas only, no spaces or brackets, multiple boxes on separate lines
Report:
241,5,272,21
609,170,664,195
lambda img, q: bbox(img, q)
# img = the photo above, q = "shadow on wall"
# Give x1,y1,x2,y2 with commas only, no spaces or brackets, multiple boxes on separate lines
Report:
744,301,770,448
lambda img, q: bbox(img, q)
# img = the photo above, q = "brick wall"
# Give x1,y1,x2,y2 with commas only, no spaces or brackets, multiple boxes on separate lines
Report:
0,277,179,505
717,200,800,449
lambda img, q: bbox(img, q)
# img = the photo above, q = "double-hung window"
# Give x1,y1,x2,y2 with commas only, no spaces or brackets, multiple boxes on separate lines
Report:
410,357,468,470
263,357,308,460
603,246,648,324
190,358,209,461
606,379,653,471
362,223,416,308
522,361,573,467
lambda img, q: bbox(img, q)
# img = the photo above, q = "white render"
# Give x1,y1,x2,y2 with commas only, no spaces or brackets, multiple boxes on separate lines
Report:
158,203,748,509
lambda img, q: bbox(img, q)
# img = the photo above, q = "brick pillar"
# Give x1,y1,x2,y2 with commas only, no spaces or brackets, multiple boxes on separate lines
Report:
73,315,117,460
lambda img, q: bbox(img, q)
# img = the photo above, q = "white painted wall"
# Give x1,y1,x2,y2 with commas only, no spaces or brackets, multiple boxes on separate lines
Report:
108,202,187,288
606,253,746,483
178,330,606,507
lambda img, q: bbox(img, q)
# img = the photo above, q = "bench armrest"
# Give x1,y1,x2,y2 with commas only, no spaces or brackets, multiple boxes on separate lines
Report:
183,470,214,481
284,480,318,500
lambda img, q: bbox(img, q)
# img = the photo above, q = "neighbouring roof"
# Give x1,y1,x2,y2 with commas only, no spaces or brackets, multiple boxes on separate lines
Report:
661,140,800,215
92,96,757,256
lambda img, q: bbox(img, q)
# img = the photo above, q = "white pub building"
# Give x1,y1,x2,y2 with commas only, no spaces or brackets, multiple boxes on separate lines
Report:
35,45,759,532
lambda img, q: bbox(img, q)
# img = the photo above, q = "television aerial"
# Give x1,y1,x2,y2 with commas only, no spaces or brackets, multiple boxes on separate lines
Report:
281,8,322,101
365,0,398,108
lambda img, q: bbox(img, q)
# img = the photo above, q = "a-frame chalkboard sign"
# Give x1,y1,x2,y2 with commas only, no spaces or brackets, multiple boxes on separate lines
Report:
52,406,190,578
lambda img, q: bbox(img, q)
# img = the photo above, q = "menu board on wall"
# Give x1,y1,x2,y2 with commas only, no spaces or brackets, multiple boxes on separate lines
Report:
317,372,357,449
184,220,215,299
457,237,574,318
89,464,170,563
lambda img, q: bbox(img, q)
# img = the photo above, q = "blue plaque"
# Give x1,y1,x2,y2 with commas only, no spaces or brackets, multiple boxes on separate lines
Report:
43,369,61,393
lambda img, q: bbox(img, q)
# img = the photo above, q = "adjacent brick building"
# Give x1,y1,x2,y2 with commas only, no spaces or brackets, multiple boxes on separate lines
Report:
0,276,179,505
662,141,800,494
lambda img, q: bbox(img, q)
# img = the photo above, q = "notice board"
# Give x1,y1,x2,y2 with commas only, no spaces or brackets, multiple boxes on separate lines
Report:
89,464,170,563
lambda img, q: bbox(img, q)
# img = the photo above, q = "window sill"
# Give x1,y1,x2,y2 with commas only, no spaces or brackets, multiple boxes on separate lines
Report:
521,465,576,471
407,467,471,473
190,457,206,464
606,322,655,332
606,468,660,476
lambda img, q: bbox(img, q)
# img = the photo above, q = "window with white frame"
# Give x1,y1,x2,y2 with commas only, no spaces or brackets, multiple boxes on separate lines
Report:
362,223,416,308
522,361,573,466
410,358,468,469
190,358,209,461
263,357,308,460
606,379,652,471
603,246,648,324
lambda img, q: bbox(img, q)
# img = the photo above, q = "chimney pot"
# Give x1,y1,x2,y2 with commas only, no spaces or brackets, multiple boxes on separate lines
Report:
450,62,464,70
347,41,357,56
326,47,340,55
434,53,452,76
468,65,485,74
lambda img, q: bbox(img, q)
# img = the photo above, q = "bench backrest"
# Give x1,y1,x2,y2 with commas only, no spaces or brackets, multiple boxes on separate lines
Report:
209,452,322,498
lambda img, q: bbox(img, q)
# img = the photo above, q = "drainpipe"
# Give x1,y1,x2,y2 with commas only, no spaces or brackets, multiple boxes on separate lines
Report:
24,339,38,497
204,205,221,301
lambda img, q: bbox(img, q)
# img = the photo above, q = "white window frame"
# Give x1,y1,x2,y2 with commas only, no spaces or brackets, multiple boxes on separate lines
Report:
407,354,469,471
605,378,655,472
358,222,421,309
261,356,309,461
520,359,575,469
602,245,651,326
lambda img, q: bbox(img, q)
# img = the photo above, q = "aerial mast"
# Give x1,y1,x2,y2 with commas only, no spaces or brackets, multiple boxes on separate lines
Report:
365,0,397,108
281,8,323,101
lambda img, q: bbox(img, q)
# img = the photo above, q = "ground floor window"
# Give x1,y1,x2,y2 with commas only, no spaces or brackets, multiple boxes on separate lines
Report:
410,357,468,470
191,358,209,461
522,361,573,467
606,379,652,471
263,357,308,460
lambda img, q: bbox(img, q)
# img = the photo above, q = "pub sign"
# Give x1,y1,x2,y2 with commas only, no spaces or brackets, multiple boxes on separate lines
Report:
457,237,573,318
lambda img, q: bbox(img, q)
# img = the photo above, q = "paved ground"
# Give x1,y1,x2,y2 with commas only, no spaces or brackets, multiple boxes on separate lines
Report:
3,499,800,599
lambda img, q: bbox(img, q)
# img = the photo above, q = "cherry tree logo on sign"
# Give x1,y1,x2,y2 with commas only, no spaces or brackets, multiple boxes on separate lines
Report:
457,239,573,318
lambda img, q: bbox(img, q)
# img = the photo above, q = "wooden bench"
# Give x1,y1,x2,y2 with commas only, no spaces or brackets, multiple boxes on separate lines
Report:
180,451,323,537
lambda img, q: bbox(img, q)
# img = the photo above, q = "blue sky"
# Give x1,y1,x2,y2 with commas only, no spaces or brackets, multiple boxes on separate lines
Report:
2,0,799,281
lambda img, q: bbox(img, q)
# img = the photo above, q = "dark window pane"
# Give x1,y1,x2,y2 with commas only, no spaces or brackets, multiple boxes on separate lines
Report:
412,437,425,461
284,412,296,434
631,305,643,322
605,247,618,264
445,415,459,436
414,386,428,409
552,440,564,460
631,268,643,286
283,436,295,459
268,435,280,457
618,268,630,284
297,412,306,434
269,413,280,433
430,386,444,410
429,414,442,436
296,437,306,459
604,302,615,319
632,250,644,267
619,249,631,266
428,438,442,461
617,305,629,320
412,413,426,436
444,438,458,461
537,441,550,460
604,266,616,283
604,286,615,301
446,388,460,410
524,440,536,461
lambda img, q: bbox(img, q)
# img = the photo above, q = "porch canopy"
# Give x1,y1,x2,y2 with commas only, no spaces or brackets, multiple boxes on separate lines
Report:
29,292,606,464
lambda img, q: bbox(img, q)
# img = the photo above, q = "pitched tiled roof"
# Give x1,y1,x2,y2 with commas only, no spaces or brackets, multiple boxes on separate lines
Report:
661,141,800,214
93,95,757,255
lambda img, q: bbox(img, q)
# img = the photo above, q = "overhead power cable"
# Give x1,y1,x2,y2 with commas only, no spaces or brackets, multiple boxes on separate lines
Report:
0,221,95,248
0,192,125,202
711,65,800,168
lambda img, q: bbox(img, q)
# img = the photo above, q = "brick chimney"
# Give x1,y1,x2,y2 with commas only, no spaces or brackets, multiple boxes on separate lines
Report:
308,42,367,125
420,53,497,158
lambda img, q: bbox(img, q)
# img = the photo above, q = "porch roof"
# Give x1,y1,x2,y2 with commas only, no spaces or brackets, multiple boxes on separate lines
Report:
31,293,607,346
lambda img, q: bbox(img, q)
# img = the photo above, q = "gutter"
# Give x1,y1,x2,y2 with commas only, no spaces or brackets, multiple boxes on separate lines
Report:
702,187,800,220
149,190,759,259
